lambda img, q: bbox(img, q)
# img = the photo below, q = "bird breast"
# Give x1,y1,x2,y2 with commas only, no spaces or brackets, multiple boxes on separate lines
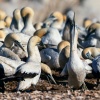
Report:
42,28,62,46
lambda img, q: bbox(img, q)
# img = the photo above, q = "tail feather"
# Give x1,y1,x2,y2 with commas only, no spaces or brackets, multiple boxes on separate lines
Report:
0,76,24,82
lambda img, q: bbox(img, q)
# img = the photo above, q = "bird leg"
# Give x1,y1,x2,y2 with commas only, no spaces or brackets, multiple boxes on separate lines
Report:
0,80,5,93
69,86,75,93
97,78,100,89
82,82,88,91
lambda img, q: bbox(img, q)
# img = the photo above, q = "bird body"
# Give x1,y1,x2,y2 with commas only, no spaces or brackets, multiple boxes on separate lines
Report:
67,51,86,88
0,56,24,76
0,47,21,61
15,61,41,90
14,29,47,91
62,11,86,89
42,11,63,48
40,48,60,69
40,17,62,69
42,27,62,48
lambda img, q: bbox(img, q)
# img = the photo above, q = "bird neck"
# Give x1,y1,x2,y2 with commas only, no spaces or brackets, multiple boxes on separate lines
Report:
24,15,33,28
51,20,63,30
17,19,24,31
70,27,78,56
64,46,70,58
27,36,41,62
10,18,17,28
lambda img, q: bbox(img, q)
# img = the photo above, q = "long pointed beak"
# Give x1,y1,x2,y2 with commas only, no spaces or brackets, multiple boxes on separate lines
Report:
14,40,25,51
44,17,57,26
77,41,84,49
48,74,57,84
86,52,94,61
37,41,46,49
38,41,57,48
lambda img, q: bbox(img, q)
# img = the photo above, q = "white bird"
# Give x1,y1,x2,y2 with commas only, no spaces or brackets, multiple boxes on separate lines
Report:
63,11,88,49
0,33,25,60
42,11,62,48
39,12,63,69
0,28,47,91
21,7,36,36
44,11,64,31
1,17,30,59
15,28,49,91
10,33,31,59
61,11,87,90
10,9,24,32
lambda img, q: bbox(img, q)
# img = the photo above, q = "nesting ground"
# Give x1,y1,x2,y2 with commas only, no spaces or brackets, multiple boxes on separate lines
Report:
0,71,100,100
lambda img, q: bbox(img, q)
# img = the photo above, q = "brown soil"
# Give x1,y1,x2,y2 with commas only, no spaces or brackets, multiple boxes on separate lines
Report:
0,71,100,100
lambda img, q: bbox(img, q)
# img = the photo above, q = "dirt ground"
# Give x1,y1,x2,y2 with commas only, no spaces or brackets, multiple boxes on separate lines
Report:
0,0,100,100
0,71,100,100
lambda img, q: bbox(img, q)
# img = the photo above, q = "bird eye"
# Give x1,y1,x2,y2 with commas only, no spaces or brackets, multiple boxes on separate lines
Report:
50,15,55,18
14,40,19,43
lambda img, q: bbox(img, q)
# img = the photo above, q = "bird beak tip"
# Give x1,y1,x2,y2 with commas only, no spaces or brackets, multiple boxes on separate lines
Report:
14,41,25,51
48,74,57,84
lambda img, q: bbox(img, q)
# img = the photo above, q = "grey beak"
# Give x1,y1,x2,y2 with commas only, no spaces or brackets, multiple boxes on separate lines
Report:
48,74,57,84
14,40,25,51
44,17,57,27
86,52,94,60
77,41,84,49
